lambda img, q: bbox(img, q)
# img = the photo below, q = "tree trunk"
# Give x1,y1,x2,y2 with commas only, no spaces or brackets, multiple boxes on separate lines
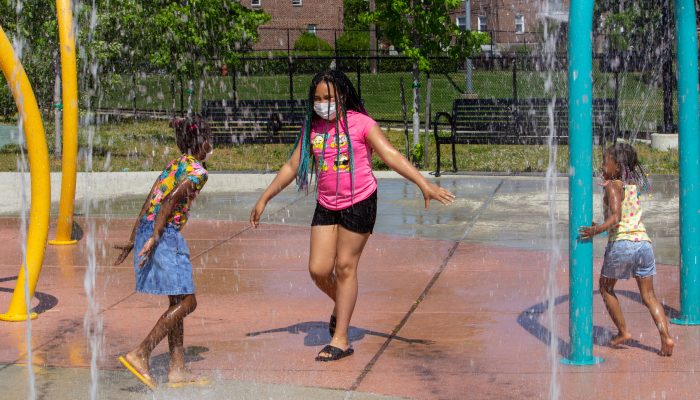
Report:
197,77,205,115
187,79,194,117
53,51,62,158
411,63,421,152
171,77,176,119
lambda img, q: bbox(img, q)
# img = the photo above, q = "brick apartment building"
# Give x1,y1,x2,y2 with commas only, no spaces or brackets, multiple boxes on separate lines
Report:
244,0,572,54
245,0,344,51
450,0,570,52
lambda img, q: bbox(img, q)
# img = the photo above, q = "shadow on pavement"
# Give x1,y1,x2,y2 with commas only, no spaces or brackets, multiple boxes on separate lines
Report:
246,321,433,346
517,290,680,357
0,275,59,315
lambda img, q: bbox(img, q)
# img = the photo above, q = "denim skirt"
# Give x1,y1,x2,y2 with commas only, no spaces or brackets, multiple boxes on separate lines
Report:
133,220,195,295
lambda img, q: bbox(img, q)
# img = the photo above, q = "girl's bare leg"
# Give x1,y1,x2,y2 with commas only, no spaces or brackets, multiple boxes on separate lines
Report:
635,276,674,356
166,295,203,381
125,294,197,377
318,226,370,358
308,225,339,307
599,276,632,346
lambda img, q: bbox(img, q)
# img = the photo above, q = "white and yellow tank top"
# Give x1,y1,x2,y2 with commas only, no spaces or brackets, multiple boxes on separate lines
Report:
608,184,651,243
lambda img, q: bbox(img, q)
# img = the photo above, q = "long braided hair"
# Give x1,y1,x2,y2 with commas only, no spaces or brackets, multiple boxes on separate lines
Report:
294,70,367,197
606,142,650,191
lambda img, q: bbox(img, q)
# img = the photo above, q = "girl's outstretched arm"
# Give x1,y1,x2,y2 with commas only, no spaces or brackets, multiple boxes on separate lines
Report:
114,177,160,265
366,124,455,209
137,179,197,268
250,142,302,228
579,180,623,239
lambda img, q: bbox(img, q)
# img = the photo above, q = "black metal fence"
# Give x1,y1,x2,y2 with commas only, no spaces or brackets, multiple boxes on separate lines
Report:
96,53,675,139
251,27,542,55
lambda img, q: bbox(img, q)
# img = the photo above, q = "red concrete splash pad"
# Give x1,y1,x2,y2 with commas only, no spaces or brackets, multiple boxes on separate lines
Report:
0,215,698,399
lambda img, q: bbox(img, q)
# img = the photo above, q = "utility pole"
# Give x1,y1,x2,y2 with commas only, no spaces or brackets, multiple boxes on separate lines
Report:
661,0,674,132
369,0,377,74
465,0,474,94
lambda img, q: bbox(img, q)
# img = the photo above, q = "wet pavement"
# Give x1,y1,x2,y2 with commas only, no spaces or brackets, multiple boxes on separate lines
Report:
0,173,694,400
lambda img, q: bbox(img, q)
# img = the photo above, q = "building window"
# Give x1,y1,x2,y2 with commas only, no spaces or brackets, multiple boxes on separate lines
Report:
515,15,525,34
251,0,260,6
478,16,487,32
292,0,302,5
456,16,467,30
307,24,317,34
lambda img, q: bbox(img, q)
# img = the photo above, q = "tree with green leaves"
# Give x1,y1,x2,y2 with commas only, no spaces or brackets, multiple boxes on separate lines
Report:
344,0,369,31
0,0,59,113
1,0,270,118
596,0,665,52
96,0,269,114
363,0,488,152
594,0,674,131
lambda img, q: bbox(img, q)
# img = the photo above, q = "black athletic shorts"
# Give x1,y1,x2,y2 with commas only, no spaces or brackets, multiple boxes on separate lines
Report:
311,191,377,234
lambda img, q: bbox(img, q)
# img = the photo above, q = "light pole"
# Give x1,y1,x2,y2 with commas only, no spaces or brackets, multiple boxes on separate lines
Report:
464,0,473,94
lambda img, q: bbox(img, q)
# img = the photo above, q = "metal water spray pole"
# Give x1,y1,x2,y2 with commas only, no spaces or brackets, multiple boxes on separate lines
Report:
562,0,602,365
49,0,79,246
670,0,700,325
0,25,51,321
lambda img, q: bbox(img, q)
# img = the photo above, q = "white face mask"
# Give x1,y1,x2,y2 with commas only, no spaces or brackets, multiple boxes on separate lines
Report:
314,102,337,120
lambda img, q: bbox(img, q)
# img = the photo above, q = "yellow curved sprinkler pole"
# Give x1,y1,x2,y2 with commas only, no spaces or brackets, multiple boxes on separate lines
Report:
0,25,51,321
49,0,78,246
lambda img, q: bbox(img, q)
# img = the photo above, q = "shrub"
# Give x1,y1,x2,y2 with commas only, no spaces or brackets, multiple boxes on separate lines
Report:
336,31,369,56
293,32,333,52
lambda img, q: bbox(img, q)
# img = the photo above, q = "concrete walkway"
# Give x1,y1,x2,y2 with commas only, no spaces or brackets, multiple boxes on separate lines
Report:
0,174,694,400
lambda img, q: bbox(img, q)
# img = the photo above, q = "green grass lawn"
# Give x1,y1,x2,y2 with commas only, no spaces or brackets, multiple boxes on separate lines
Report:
0,120,679,175
98,70,667,134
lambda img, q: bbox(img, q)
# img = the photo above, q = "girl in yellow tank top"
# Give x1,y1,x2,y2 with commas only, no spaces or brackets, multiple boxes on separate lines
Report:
607,183,650,243
579,143,673,356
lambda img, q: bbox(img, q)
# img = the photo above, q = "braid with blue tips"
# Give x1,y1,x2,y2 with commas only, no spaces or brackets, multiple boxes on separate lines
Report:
292,103,314,193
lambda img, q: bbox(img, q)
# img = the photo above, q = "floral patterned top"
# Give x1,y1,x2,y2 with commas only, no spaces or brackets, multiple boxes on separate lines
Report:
143,154,208,230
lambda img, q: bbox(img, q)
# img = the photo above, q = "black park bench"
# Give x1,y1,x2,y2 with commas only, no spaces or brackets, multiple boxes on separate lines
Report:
202,99,308,144
432,98,618,176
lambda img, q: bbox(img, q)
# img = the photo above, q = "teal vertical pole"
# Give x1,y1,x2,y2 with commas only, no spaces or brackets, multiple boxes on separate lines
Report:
670,0,700,325
561,0,602,365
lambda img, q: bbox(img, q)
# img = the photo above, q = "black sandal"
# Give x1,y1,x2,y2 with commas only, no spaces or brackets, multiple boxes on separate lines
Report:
329,314,337,337
315,345,354,362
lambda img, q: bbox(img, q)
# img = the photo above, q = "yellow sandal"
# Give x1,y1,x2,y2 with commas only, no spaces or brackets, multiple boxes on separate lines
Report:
118,356,157,390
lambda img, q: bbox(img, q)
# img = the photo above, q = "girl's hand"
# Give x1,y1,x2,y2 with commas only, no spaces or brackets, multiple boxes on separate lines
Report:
136,237,156,268
578,223,598,240
421,183,456,209
250,199,267,228
113,242,134,266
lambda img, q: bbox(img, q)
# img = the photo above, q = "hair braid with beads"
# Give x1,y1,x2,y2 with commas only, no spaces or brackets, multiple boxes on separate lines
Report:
606,142,650,191
172,114,211,157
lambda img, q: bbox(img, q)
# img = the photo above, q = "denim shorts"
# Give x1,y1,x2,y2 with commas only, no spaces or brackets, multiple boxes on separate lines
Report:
311,191,377,234
133,220,194,295
601,240,656,280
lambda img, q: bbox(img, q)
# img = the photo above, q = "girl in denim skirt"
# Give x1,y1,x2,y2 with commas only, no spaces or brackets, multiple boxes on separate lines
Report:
579,143,673,356
113,115,213,388
250,70,455,362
